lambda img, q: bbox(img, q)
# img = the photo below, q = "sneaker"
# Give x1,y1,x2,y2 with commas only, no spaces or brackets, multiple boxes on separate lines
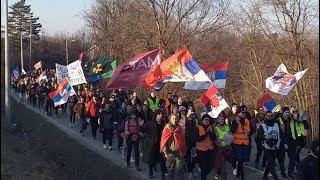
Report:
214,175,219,180
72,124,76,127
130,157,135,163
69,123,72,127
103,145,107,149
109,146,112,151
188,172,193,179
233,168,237,176
136,167,141,171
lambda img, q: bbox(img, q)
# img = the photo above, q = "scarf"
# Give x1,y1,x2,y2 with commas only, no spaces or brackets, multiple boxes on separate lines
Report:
160,124,186,156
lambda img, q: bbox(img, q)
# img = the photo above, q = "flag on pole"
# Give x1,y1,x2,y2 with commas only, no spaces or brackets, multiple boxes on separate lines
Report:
144,48,211,89
87,60,117,82
34,61,42,70
257,93,277,112
265,64,308,95
184,61,228,90
48,78,76,107
106,49,161,89
200,85,229,118
88,56,110,76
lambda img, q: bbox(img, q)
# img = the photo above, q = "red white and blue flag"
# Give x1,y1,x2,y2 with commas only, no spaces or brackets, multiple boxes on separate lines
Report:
144,48,211,89
257,93,277,112
200,85,229,118
48,78,76,107
184,61,228,90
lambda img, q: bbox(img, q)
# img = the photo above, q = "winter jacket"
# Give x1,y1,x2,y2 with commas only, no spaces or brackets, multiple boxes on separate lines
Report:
100,110,115,130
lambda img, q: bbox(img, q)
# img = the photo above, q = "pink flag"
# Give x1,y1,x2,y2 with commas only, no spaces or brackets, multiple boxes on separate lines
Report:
105,49,161,89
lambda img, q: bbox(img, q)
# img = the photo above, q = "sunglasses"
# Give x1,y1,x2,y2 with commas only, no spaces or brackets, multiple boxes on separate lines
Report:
292,111,298,113
266,115,273,118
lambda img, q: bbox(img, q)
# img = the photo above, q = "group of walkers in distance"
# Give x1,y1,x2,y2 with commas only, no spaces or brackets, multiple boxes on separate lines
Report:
12,68,319,180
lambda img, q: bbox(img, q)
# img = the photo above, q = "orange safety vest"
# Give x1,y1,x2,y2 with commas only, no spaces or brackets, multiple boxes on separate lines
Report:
232,118,250,145
196,126,214,151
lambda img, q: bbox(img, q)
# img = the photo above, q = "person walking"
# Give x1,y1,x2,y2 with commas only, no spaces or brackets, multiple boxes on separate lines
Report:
99,101,115,151
73,96,87,136
160,114,186,180
195,114,216,180
231,106,254,180
213,112,233,180
86,94,101,140
257,111,281,180
139,110,166,179
125,111,142,171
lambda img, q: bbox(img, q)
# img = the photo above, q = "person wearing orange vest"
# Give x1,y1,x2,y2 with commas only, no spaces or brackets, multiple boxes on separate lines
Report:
230,107,254,180
195,114,216,180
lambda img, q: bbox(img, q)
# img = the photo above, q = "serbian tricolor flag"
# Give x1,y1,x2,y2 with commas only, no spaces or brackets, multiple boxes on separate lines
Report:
35,71,47,83
257,93,277,112
184,61,228,90
144,48,211,89
200,85,229,118
49,78,76,107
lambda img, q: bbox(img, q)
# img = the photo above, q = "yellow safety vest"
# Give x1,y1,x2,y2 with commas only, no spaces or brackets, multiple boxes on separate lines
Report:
215,125,230,147
290,120,307,140
147,98,159,112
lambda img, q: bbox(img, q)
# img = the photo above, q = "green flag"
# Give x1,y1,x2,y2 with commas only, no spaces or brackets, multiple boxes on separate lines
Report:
102,60,117,79
87,60,117,82
88,56,110,76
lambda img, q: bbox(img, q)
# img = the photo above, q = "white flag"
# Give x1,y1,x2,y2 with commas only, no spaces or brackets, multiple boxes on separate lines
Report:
265,64,308,95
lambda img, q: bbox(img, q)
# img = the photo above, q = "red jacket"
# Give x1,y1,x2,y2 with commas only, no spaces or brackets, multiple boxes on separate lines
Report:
86,100,101,117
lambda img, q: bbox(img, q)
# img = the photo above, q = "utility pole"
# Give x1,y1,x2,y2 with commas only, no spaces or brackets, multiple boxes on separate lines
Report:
65,38,68,65
29,22,32,69
20,31,24,71
4,0,11,123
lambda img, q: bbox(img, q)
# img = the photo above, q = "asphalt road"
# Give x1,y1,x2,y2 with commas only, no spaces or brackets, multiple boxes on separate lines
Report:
10,92,308,180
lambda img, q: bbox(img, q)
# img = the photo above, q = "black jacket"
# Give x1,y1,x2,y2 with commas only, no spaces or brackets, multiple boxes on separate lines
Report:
100,109,115,130
296,154,319,180
185,118,199,147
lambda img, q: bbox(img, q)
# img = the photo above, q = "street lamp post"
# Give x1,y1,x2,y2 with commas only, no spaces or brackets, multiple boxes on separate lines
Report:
65,38,75,65
65,38,68,65
20,31,24,71
4,0,11,123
